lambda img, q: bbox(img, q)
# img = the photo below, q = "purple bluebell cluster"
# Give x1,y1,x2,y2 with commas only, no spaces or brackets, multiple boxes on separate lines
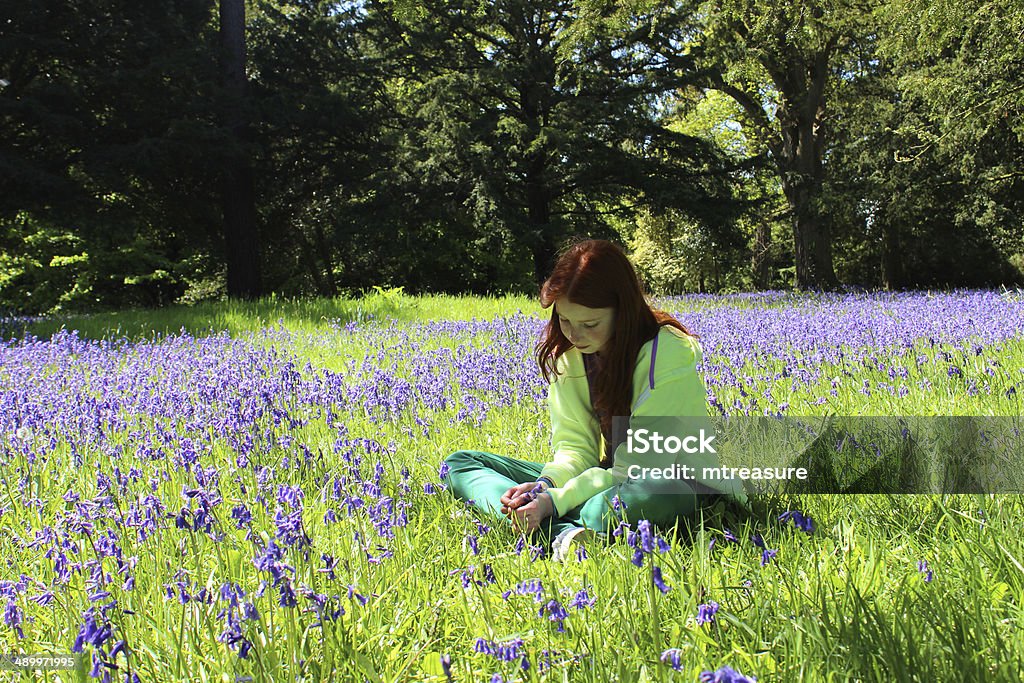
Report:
626,520,671,568
699,664,757,682
475,636,532,671
568,588,596,610
673,290,1024,416
497,577,587,633
778,510,815,534
538,598,571,632
651,565,672,594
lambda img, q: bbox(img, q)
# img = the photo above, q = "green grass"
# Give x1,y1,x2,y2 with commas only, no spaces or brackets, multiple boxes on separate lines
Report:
3,293,1023,682
23,289,542,340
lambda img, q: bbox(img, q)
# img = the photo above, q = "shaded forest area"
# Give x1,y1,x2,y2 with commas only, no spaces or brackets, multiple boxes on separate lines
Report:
1,0,1022,313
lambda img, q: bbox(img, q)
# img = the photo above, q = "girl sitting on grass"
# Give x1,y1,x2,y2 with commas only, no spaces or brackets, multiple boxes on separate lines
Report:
443,239,743,559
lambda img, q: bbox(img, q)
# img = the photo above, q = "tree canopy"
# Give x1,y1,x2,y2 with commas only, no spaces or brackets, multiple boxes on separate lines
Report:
1,0,1020,313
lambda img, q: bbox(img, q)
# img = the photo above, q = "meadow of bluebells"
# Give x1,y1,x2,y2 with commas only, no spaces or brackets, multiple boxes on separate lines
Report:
1,290,1023,681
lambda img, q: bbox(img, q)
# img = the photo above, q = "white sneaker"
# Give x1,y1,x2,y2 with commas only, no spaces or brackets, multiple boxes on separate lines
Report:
551,527,599,563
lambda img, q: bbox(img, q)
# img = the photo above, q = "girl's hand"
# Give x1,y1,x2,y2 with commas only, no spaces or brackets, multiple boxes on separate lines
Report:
509,492,554,533
500,482,546,513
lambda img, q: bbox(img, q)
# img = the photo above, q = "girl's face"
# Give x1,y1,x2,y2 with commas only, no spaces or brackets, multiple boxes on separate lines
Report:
555,297,615,355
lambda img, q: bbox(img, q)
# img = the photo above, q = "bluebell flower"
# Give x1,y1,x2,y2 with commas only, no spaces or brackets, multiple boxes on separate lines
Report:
89,652,103,678
660,648,683,671
347,584,368,606
230,505,252,529
699,664,757,682
475,637,525,661
568,589,595,609
3,598,24,638
696,601,719,625
516,579,544,602
652,566,671,594
637,520,656,553
30,590,55,607
539,599,570,632
778,510,815,534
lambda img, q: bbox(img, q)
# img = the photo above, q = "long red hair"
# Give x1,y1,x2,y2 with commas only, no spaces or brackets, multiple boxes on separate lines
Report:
535,239,693,462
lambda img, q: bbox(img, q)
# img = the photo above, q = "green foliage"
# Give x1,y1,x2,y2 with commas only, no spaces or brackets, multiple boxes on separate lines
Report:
0,212,203,314
0,0,226,312
822,7,1024,288
2,0,1023,308
667,88,791,290
630,208,752,294
877,0,1024,281
367,0,739,282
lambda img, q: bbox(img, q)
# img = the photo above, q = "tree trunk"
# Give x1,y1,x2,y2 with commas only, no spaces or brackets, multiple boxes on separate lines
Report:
518,36,559,286
775,92,838,291
219,0,262,299
783,178,838,290
313,221,338,297
881,219,902,290
524,127,555,284
527,189,556,284
751,220,772,289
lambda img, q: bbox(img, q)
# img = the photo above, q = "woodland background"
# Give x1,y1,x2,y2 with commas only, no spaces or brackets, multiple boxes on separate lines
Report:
1,0,1022,314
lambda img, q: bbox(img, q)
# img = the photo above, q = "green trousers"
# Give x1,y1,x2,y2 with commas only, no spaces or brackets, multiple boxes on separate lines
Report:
443,450,703,550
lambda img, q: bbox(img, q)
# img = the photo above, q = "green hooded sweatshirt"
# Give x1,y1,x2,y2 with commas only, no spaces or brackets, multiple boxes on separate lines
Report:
540,325,747,516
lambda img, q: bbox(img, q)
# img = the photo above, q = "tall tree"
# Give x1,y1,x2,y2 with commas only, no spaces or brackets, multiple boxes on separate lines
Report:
246,0,393,296
693,1,879,290
820,2,1023,288
370,0,737,283
574,0,877,289
219,0,262,298
1,0,224,313
879,0,1024,275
